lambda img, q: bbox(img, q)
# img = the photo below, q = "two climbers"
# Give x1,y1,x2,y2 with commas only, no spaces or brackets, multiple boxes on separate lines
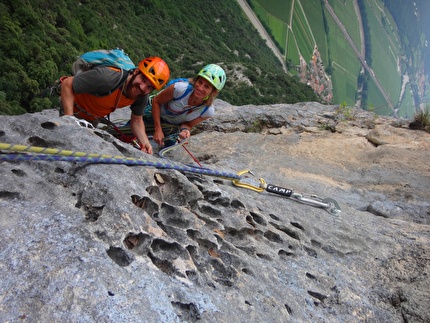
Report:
59,48,226,155
60,56,170,155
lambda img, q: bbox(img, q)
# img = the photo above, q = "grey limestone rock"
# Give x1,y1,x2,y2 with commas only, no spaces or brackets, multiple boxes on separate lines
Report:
0,104,429,322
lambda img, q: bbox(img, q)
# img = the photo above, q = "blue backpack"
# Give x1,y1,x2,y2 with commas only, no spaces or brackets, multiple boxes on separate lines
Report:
74,48,136,73
72,48,136,96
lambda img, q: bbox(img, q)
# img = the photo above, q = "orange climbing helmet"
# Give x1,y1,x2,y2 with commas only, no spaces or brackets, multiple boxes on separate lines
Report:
138,57,170,90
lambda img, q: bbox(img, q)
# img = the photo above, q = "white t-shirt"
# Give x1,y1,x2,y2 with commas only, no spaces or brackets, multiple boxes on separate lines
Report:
159,81,214,124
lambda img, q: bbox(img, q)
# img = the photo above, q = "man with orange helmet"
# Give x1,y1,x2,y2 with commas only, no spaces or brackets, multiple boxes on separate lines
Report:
60,56,170,154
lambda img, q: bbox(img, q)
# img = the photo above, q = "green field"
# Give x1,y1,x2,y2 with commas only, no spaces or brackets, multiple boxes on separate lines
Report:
364,0,401,112
330,0,361,51
257,0,292,21
286,31,300,66
292,5,314,59
300,0,328,67
398,84,415,118
250,0,411,116
252,1,288,52
325,6,361,106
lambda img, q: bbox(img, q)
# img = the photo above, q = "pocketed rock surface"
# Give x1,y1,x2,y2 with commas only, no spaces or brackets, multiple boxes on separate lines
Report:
0,102,429,322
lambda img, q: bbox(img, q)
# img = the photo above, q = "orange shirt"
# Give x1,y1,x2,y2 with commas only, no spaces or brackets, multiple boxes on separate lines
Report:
73,86,134,121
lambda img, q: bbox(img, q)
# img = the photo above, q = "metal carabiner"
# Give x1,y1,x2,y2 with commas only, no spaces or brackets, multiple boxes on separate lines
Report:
232,170,266,193
232,170,341,215
289,193,341,215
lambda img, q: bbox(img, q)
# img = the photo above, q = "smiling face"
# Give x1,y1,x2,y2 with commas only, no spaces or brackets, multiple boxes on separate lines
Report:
193,77,215,100
124,71,155,99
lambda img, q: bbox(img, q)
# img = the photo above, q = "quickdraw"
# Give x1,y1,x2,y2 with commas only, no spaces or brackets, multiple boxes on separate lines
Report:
232,170,341,215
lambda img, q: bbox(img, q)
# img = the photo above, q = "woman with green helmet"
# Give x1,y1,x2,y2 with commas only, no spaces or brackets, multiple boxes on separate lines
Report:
148,63,226,146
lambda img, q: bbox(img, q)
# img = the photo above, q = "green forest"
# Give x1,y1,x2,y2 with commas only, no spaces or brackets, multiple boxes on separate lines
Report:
0,0,318,116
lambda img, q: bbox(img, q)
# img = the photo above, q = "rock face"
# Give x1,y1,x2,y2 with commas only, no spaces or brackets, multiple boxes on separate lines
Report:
0,102,429,322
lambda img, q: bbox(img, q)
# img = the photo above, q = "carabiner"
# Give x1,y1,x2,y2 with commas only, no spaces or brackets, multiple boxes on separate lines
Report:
232,170,266,193
232,170,341,215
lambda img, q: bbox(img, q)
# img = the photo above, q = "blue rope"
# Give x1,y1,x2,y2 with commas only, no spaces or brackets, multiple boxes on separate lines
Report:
0,144,241,180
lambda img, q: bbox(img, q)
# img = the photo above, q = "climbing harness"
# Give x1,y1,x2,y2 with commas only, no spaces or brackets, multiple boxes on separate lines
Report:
99,116,143,149
232,170,341,215
0,143,340,214
102,118,202,167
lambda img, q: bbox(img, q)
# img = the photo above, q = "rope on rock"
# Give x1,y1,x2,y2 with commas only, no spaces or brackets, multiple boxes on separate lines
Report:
0,143,241,180
0,143,341,214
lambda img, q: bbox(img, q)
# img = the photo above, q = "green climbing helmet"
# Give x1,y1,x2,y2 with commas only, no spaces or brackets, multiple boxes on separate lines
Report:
197,64,226,91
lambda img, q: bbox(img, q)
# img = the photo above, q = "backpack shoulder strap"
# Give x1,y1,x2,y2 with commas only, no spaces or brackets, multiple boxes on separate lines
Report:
166,78,193,101
199,106,209,116
110,68,129,92
96,68,130,97
174,83,193,101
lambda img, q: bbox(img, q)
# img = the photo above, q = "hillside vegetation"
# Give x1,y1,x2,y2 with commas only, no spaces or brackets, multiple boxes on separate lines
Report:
0,0,318,116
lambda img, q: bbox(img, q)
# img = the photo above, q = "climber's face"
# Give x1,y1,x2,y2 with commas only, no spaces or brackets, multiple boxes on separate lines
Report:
125,71,155,99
